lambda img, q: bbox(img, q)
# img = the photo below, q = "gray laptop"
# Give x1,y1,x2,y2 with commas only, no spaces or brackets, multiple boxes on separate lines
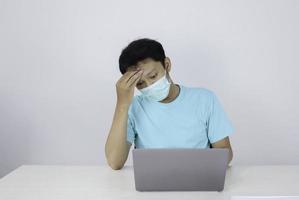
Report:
132,148,229,192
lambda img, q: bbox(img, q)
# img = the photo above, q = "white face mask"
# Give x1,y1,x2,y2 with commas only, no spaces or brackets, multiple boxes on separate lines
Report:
138,71,171,102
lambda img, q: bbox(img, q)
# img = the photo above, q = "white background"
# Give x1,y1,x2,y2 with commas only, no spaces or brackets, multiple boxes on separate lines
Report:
1,0,299,178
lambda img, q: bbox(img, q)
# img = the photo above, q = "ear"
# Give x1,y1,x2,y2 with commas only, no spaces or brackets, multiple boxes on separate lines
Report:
164,57,174,84
164,57,171,73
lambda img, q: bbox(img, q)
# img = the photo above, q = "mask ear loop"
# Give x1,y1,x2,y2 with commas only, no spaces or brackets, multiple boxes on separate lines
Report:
166,69,173,84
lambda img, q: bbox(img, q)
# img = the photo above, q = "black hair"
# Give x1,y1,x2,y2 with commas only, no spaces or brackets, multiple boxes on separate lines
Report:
118,38,166,74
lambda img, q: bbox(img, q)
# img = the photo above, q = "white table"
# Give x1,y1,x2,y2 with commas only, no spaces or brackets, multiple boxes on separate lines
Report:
0,165,298,200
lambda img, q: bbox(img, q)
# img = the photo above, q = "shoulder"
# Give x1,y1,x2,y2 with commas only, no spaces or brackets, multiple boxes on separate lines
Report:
181,85,218,115
181,85,215,101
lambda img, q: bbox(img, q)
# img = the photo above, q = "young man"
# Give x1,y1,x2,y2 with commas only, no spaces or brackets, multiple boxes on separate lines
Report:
105,38,234,170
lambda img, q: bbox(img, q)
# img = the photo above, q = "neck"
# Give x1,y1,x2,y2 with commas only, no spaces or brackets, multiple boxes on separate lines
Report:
159,83,180,103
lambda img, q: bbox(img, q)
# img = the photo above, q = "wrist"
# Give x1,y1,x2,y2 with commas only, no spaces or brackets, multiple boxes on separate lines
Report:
116,101,130,110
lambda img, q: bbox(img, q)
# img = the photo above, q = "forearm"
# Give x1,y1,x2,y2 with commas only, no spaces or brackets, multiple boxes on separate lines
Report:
105,103,130,169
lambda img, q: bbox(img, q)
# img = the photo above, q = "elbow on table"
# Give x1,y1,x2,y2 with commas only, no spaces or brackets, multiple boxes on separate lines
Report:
106,156,125,170
105,147,125,170
108,162,124,170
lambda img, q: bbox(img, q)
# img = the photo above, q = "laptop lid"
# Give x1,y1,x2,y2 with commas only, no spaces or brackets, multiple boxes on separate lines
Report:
132,148,229,191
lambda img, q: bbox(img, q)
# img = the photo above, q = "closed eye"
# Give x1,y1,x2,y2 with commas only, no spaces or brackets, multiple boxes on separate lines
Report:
150,74,157,79
137,73,157,86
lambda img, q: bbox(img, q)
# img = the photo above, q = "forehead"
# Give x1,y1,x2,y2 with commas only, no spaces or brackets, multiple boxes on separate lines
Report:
127,58,162,74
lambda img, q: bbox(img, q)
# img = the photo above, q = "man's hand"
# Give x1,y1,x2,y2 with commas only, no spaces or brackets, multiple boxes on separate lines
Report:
116,68,143,106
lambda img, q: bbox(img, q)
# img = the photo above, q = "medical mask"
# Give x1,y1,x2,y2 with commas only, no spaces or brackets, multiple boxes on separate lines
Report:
138,72,171,102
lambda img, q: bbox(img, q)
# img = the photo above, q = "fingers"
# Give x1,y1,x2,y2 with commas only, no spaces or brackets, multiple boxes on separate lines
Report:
119,67,140,82
127,70,143,87
116,68,143,90
126,70,141,83
117,70,138,85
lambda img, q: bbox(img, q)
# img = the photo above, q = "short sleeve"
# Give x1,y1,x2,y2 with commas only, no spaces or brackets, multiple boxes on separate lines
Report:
127,113,136,145
207,92,234,143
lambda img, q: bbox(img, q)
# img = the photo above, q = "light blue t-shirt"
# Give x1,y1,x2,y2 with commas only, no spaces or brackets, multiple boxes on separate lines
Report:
127,84,234,149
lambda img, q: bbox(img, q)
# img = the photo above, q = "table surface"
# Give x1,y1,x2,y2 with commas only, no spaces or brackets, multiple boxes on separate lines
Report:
0,165,298,200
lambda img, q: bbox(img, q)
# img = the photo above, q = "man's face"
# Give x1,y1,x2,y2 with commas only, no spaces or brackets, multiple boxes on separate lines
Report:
126,58,166,90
